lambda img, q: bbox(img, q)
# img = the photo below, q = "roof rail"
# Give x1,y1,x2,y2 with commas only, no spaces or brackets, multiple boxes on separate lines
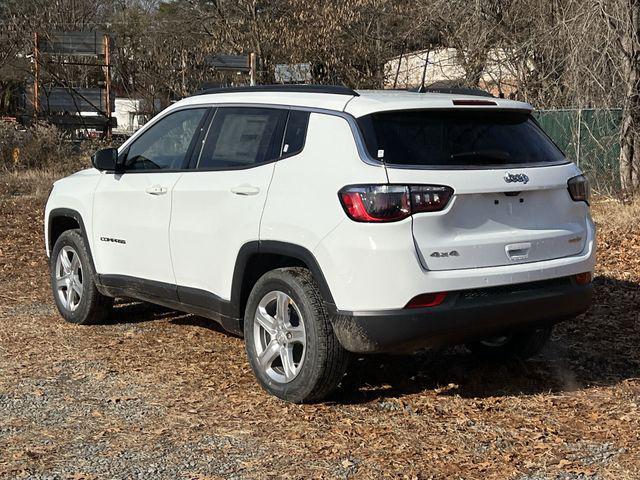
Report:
194,84,359,97
417,85,494,98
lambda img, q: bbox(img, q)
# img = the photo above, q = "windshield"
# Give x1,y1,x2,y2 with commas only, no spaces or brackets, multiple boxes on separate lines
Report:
357,110,566,167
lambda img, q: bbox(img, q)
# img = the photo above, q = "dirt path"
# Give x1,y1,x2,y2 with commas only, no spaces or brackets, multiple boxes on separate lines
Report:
1,194,639,479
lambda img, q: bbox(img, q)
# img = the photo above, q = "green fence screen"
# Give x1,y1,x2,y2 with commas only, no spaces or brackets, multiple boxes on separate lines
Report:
534,109,623,194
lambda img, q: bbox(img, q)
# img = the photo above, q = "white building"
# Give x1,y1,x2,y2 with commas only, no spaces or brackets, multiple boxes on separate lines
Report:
113,98,146,134
384,47,526,96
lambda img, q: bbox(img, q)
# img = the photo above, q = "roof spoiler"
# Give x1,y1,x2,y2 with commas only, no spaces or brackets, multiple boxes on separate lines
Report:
417,86,495,98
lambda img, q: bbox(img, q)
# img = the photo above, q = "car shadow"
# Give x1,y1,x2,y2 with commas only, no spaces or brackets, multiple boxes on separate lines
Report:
170,315,234,336
109,300,178,324
335,275,640,402
104,275,639,402
108,299,233,335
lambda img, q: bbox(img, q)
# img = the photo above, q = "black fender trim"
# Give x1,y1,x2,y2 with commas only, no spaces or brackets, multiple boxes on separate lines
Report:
257,240,335,305
228,241,260,318
228,240,336,318
48,208,97,271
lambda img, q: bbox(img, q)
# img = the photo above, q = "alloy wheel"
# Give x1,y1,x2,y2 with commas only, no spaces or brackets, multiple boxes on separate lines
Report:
253,291,306,383
55,246,84,312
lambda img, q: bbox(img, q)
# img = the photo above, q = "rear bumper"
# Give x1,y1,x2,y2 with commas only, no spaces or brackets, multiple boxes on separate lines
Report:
315,214,596,312
330,276,593,353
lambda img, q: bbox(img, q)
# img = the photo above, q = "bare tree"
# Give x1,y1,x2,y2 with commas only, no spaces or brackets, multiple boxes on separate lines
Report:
598,0,640,193
1,0,639,193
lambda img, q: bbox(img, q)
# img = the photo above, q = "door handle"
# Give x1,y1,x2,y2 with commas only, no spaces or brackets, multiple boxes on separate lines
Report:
231,185,260,196
145,185,168,195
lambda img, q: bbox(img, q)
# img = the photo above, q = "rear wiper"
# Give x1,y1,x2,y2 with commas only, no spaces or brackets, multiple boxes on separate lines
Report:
450,150,511,162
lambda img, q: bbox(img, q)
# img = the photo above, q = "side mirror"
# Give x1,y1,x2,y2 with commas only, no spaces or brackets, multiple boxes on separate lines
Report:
92,148,119,171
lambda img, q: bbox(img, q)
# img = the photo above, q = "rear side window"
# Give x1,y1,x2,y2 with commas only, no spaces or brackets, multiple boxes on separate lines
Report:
198,107,287,169
282,110,310,157
357,110,566,167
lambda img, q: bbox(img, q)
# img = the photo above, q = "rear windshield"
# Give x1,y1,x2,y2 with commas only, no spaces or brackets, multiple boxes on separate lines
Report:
357,110,566,167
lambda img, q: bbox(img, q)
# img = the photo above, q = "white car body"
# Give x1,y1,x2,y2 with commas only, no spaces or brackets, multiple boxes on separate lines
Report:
45,86,595,354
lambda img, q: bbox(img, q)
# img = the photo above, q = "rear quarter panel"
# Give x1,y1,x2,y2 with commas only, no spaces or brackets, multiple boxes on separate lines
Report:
260,111,388,282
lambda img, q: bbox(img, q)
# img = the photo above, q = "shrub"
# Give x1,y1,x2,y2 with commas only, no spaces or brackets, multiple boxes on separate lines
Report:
0,120,89,172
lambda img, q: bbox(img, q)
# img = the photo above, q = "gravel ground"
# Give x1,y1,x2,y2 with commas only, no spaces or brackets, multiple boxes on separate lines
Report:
1,193,639,479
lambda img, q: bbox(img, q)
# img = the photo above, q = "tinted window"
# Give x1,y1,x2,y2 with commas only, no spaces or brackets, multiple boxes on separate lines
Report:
357,110,565,167
282,110,310,156
125,108,207,170
198,107,287,169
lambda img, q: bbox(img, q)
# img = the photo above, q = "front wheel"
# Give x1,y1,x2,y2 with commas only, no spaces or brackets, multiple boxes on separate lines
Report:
244,267,349,403
467,326,553,361
50,229,113,325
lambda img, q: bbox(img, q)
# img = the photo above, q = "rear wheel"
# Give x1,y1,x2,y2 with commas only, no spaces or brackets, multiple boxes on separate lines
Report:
244,267,349,403
50,229,113,325
467,326,553,360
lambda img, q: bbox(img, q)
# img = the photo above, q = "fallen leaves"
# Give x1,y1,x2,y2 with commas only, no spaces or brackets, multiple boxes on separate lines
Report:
1,193,640,479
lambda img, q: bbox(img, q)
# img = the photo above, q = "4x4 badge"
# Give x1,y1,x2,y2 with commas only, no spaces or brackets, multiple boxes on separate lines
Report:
504,172,530,184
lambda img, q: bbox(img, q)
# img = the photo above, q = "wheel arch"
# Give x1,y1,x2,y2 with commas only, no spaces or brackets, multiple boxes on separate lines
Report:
48,208,96,270
230,240,336,319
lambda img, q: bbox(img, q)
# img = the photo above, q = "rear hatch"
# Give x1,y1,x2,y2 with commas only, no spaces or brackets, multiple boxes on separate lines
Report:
357,108,588,271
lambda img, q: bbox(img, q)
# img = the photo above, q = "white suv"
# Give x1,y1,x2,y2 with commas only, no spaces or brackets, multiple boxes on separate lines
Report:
45,85,595,402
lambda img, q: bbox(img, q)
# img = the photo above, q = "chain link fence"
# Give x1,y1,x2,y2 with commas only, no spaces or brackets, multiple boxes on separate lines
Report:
535,108,623,195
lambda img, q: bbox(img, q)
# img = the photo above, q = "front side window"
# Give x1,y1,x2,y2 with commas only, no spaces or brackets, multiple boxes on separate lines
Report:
125,108,207,170
197,107,287,169
357,110,566,167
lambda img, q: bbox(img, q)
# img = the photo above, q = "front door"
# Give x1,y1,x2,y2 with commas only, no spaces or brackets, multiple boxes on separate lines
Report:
92,107,209,293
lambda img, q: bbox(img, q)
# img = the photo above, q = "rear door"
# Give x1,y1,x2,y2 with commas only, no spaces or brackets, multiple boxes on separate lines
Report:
170,106,289,305
357,109,589,271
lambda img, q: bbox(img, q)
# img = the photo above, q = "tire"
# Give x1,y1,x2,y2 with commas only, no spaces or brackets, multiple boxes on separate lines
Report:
50,229,113,325
467,326,553,361
243,267,349,403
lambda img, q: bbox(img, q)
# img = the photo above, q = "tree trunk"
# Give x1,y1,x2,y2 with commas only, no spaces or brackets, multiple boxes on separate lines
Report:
619,0,640,194
619,101,640,193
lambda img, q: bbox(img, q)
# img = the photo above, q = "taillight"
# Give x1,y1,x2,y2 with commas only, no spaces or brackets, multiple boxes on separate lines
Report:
567,175,590,204
409,185,454,213
339,185,410,222
338,185,453,222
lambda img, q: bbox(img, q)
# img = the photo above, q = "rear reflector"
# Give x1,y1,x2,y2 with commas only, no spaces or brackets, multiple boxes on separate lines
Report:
575,272,592,285
405,292,447,309
452,99,497,106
